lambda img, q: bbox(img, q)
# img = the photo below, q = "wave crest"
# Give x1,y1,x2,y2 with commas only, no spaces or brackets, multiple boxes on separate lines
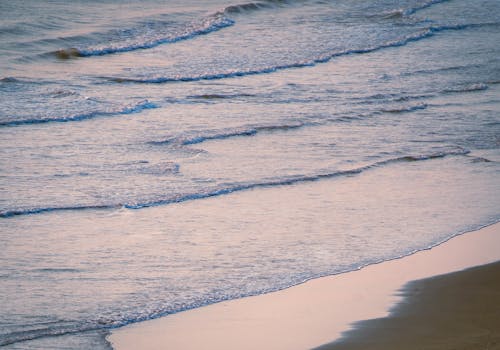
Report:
149,122,307,146
376,0,451,19
382,103,428,113
0,148,470,219
103,23,492,84
0,100,157,127
443,83,489,93
50,13,234,59
221,0,291,15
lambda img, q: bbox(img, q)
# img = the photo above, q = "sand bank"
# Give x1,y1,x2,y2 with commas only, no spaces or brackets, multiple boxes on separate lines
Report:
108,223,500,350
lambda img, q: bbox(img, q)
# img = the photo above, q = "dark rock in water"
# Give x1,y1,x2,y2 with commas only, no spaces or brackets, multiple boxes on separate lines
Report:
54,48,82,59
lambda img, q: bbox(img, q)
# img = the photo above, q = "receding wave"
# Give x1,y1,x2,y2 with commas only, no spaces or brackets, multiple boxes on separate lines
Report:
0,148,470,219
149,122,308,146
104,23,488,84
0,100,157,127
50,13,234,59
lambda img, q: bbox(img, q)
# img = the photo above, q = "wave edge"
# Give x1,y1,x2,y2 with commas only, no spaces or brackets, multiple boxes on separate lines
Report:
102,22,494,84
0,148,470,219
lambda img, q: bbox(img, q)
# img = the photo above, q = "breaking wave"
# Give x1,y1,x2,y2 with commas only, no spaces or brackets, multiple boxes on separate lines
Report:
0,100,157,127
51,13,234,59
0,148,470,219
103,23,491,84
49,0,298,59
220,0,300,15
443,83,489,93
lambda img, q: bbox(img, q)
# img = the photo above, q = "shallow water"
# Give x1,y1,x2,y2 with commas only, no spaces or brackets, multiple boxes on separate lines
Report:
1,0,499,348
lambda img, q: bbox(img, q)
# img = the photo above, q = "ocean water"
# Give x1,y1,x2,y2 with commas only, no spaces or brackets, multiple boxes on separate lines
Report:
1,0,499,348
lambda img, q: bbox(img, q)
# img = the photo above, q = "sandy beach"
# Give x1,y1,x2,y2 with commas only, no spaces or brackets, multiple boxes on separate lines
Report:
108,222,500,350
317,260,500,350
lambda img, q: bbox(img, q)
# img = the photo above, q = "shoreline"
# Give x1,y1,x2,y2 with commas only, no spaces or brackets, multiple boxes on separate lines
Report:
316,260,500,350
108,222,500,350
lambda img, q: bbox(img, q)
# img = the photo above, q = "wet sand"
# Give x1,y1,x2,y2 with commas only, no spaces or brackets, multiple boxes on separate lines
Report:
108,223,500,350
317,260,500,350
